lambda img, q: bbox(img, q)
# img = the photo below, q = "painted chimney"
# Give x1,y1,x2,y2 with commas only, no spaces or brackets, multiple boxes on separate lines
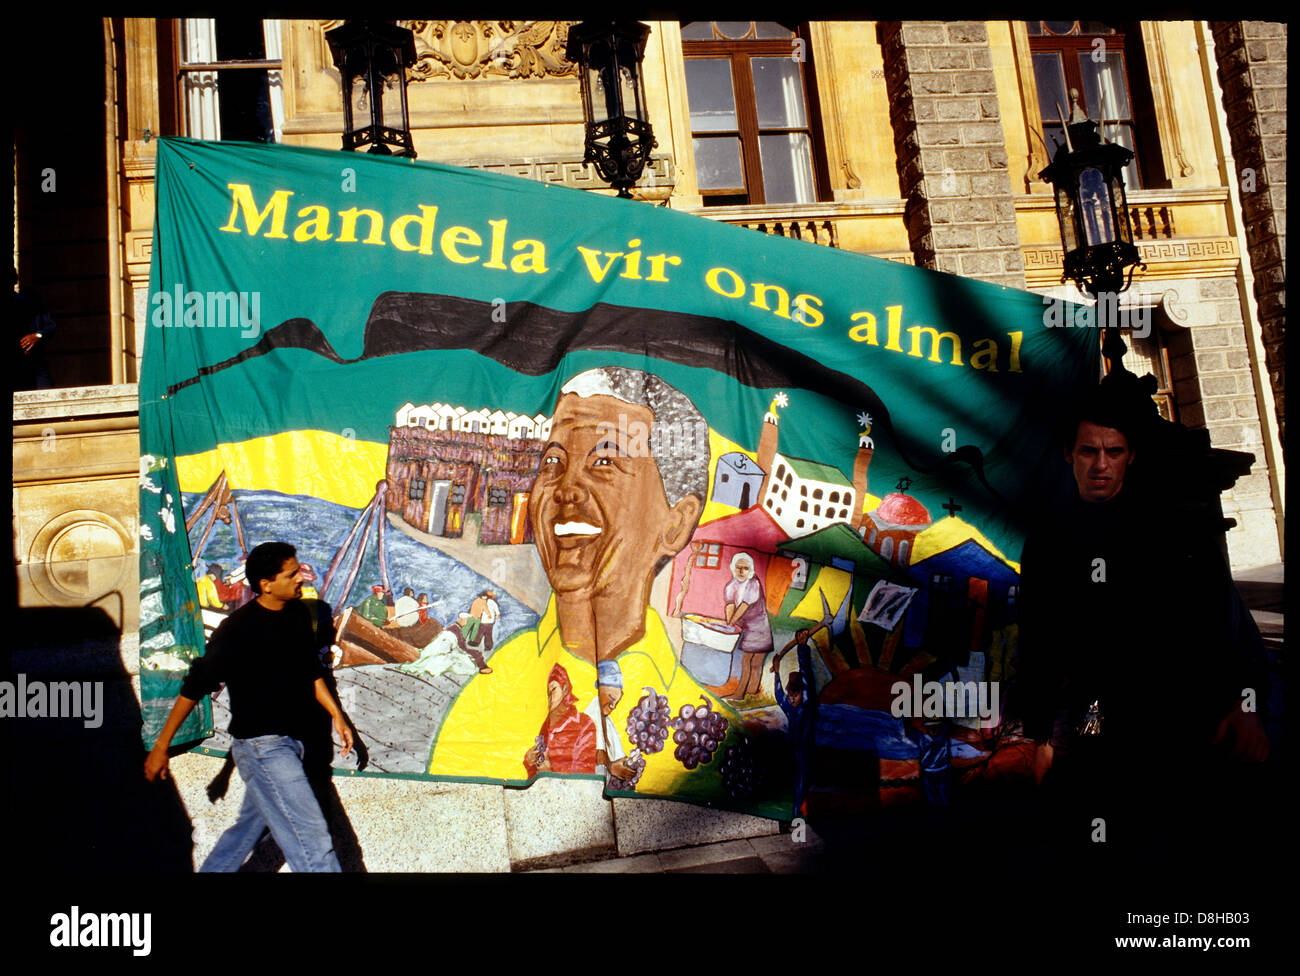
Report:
756,394,783,500
851,411,874,532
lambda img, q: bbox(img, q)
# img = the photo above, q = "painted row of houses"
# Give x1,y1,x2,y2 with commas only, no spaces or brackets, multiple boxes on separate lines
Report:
386,423,542,546
396,401,553,441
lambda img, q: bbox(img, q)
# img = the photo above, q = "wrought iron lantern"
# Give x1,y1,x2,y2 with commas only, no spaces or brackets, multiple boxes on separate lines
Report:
326,20,418,158
565,21,657,197
1039,91,1142,299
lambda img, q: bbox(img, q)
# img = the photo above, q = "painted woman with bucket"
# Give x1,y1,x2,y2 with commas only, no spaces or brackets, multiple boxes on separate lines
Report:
723,552,773,702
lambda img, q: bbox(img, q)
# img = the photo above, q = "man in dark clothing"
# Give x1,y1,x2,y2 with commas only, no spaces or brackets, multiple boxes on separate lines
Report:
772,629,819,818
1015,385,1270,862
12,268,56,390
144,541,354,871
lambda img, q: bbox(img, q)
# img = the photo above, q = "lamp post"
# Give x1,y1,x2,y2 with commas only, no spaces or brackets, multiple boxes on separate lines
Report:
1038,90,1143,374
1041,93,1251,548
326,20,418,158
565,21,657,198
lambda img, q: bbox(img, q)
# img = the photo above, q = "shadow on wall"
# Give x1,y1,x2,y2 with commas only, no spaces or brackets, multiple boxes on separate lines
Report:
8,603,193,871
8,596,369,873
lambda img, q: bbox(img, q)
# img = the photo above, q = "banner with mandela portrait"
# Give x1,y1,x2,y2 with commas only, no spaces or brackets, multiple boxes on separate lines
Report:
139,136,1096,820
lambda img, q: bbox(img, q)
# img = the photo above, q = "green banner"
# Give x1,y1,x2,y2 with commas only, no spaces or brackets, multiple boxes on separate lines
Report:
140,136,1095,819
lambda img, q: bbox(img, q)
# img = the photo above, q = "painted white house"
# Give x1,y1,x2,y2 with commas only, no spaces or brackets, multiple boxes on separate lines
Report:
761,453,856,538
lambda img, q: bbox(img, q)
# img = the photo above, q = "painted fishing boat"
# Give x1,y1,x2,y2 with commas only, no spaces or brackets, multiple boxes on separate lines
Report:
334,606,437,668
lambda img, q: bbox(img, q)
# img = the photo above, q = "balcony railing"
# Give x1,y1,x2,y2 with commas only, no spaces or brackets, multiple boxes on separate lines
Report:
687,200,913,262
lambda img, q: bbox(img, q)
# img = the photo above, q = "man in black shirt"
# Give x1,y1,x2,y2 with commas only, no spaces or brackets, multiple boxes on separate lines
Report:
145,541,354,871
1015,384,1269,861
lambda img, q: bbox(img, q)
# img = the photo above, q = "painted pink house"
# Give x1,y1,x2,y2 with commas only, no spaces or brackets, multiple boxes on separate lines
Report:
667,505,790,620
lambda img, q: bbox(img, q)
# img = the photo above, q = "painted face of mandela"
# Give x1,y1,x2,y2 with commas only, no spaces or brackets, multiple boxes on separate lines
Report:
532,392,699,600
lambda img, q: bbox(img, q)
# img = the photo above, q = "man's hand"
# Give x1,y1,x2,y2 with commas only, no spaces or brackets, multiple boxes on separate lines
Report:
609,758,635,780
1031,741,1054,786
333,715,354,758
142,694,198,783
20,333,40,353
1213,707,1269,762
144,746,171,782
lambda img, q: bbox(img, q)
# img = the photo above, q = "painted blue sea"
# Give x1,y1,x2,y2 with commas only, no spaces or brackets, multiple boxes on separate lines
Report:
183,488,539,640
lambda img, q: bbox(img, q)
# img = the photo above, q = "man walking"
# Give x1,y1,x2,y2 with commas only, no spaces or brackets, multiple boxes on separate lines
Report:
144,541,354,872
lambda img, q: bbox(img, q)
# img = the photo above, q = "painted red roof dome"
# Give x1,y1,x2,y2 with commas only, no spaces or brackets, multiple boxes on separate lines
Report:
875,492,931,526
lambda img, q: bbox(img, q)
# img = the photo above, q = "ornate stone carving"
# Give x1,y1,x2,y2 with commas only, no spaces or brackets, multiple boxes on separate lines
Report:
445,154,673,192
27,509,131,604
403,21,578,80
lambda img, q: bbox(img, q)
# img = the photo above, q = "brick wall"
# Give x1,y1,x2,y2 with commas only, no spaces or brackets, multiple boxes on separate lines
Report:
878,21,1026,289
1211,21,1286,454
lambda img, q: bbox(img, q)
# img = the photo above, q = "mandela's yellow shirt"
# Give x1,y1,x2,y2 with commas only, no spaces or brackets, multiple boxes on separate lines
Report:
427,596,740,797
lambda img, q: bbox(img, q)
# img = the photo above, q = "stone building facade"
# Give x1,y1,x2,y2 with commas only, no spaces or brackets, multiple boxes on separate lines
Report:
11,19,1284,870
1210,21,1286,454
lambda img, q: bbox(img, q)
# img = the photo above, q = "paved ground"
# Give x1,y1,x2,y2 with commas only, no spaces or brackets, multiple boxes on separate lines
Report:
524,831,827,873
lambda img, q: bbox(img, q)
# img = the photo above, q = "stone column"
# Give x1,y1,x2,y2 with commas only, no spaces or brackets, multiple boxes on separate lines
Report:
878,21,1026,289
1211,21,1286,453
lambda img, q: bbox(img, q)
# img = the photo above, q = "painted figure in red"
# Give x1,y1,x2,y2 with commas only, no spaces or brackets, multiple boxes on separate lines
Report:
522,664,597,776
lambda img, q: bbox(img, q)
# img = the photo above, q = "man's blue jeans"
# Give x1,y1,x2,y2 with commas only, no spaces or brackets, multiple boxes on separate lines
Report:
200,734,341,872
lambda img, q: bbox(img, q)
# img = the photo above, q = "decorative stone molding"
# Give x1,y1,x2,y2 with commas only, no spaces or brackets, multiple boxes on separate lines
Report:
1140,22,1195,180
1153,286,1217,330
807,23,862,191
12,384,140,423
1023,237,1240,285
1009,21,1051,190
125,231,152,269
444,154,673,192
404,21,578,81
26,510,132,604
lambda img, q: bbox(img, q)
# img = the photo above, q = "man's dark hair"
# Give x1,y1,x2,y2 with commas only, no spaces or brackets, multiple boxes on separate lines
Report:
1062,373,1157,454
246,541,296,595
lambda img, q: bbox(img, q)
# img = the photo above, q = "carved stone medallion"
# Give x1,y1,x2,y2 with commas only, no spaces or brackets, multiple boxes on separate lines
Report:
403,21,579,80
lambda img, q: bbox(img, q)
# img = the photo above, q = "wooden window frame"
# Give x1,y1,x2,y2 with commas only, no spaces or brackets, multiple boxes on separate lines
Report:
1026,21,1166,190
682,22,831,206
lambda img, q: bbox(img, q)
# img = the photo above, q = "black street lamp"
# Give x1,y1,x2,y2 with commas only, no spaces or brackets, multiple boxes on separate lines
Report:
1039,91,1142,299
566,21,657,198
326,20,418,158
1039,90,1144,374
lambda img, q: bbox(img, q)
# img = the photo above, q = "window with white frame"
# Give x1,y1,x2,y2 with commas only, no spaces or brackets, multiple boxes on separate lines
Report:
178,19,284,143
